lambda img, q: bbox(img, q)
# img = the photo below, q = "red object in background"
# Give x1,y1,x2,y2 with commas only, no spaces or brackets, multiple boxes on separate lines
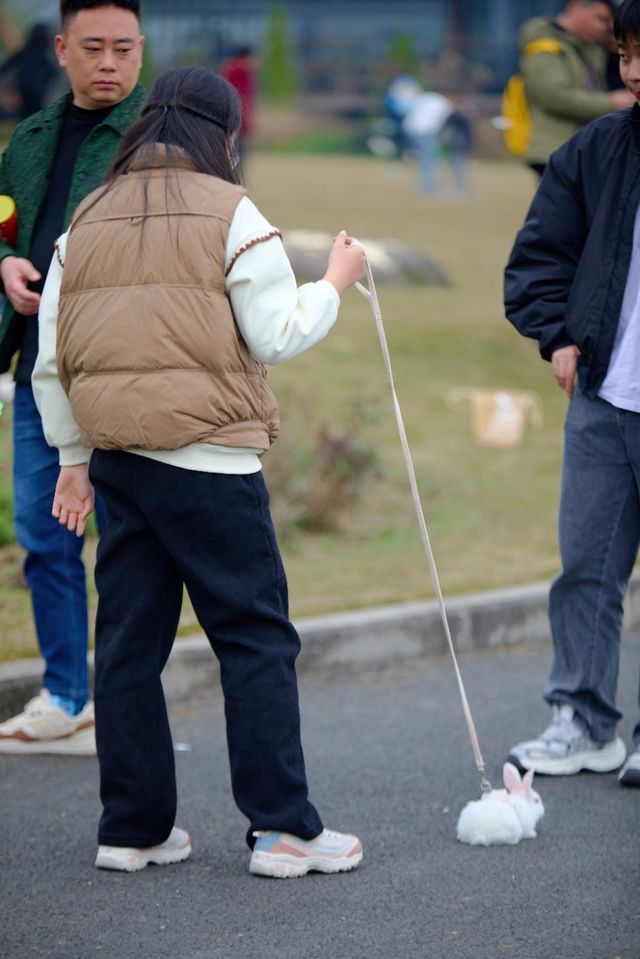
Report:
223,57,255,135
0,196,17,246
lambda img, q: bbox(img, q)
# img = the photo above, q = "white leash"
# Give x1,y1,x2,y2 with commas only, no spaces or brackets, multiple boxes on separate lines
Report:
356,258,492,794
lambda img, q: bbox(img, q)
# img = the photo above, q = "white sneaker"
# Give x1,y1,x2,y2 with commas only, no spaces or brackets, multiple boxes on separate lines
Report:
508,704,626,776
95,827,192,872
618,749,640,788
249,828,363,879
0,690,96,756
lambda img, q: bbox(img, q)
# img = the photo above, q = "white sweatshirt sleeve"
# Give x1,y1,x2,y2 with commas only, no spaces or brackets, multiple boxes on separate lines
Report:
31,196,339,466
31,232,91,466
225,195,340,364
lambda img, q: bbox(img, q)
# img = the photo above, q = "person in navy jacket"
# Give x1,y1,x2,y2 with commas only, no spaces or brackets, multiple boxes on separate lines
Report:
504,0,640,789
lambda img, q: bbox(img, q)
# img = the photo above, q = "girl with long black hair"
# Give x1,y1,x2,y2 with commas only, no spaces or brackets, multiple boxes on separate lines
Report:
33,66,366,878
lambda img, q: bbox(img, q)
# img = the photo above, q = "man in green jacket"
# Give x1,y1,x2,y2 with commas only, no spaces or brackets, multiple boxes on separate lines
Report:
0,0,144,754
521,0,633,175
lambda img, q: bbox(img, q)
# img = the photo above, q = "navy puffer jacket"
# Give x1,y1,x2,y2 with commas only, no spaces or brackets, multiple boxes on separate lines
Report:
504,104,640,395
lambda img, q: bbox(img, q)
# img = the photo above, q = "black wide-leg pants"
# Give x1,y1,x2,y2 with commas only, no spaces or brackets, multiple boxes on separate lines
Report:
89,450,323,849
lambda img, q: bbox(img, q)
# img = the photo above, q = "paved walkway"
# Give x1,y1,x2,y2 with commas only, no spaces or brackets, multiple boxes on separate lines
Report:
4,573,640,720
2,635,639,959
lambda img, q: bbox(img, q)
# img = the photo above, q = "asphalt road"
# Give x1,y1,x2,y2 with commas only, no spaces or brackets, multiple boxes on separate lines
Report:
2,636,639,959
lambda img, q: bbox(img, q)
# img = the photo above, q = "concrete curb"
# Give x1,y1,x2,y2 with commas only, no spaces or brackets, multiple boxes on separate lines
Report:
3,574,640,720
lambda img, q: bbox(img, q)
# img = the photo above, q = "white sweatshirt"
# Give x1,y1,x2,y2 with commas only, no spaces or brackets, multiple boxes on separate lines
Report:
32,196,340,473
598,202,640,412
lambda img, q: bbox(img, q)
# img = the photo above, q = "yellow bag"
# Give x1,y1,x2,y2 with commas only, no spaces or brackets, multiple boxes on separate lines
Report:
501,39,563,157
501,75,531,156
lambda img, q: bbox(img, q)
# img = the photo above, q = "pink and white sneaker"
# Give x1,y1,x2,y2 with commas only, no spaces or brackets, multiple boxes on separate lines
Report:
249,828,363,878
95,827,191,872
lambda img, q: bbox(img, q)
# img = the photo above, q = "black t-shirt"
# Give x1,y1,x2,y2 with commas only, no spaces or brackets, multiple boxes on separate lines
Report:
15,102,113,384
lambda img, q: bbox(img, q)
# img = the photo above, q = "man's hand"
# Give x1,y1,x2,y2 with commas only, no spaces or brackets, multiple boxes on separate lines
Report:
0,256,41,315
52,464,94,537
551,344,580,398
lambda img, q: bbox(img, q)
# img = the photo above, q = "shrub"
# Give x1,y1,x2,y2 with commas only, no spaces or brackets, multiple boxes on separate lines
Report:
299,423,378,532
263,5,297,103
264,394,380,535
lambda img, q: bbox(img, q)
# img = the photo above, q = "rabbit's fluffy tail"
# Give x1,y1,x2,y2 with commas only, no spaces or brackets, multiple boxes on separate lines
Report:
456,799,523,846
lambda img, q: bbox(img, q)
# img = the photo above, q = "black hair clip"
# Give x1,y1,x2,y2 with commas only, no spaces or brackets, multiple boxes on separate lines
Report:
142,101,227,131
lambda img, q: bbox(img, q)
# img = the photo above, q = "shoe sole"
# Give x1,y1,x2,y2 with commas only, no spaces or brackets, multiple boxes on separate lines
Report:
95,838,192,872
0,726,96,756
619,767,640,788
508,737,626,776
249,850,363,879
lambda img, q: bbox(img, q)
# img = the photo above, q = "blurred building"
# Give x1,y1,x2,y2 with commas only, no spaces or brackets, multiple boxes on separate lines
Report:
140,0,561,96
6,0,562,97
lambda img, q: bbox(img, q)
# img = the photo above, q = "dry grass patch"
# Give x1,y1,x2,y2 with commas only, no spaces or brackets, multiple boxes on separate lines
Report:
0,154,565,660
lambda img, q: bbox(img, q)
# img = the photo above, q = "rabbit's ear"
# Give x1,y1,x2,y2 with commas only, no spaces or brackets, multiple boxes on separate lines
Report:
522,768,535,792
503,762,523,793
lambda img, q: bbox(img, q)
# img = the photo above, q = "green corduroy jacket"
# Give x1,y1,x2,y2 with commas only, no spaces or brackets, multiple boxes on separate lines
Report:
0,82,146,373
520,18,613,166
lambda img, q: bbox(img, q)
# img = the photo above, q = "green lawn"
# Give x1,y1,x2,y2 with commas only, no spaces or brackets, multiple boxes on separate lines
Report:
0,153,566,661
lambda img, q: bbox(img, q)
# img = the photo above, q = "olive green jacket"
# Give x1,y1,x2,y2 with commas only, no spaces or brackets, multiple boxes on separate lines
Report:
0,83,145,373
521,17,613,165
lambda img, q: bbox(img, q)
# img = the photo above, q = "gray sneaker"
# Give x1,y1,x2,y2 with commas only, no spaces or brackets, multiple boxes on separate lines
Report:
508,704,626,776
618,749,640,788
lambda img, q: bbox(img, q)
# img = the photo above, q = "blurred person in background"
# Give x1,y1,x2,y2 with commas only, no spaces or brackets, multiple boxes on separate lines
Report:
402,88,453,195
0,0,144,757
438,94,476,198
384,71,422,157
0,23,57,120
520,0,633,176
221,45,256,166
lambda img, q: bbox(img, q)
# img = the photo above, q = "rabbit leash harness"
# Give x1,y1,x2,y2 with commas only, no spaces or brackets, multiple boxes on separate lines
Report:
355,257,489,791
355,253,546,844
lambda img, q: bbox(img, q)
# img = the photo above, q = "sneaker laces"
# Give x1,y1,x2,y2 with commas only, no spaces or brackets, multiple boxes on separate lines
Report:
541,705,584,744
322,830,342,840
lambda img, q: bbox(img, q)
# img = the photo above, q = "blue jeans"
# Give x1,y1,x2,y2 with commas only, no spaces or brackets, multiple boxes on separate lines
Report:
12,383,102,709
449,151,469,197
411,133,439,195
548,385,640,746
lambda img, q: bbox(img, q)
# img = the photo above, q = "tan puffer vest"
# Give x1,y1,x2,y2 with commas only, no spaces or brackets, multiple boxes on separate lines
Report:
57,146,279,452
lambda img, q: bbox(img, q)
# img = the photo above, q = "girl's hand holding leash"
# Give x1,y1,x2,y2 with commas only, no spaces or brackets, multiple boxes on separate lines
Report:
52,464,95,537
323,230,367,294
47,235,363,538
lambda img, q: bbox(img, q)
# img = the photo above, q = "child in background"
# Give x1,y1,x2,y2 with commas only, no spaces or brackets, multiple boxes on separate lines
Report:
33,67,366,877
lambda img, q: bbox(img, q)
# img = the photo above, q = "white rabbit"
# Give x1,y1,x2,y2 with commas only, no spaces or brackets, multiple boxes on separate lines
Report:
456,762,545,846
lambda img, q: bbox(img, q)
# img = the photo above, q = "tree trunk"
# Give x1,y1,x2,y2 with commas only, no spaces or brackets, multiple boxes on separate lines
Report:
449,0,469,58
